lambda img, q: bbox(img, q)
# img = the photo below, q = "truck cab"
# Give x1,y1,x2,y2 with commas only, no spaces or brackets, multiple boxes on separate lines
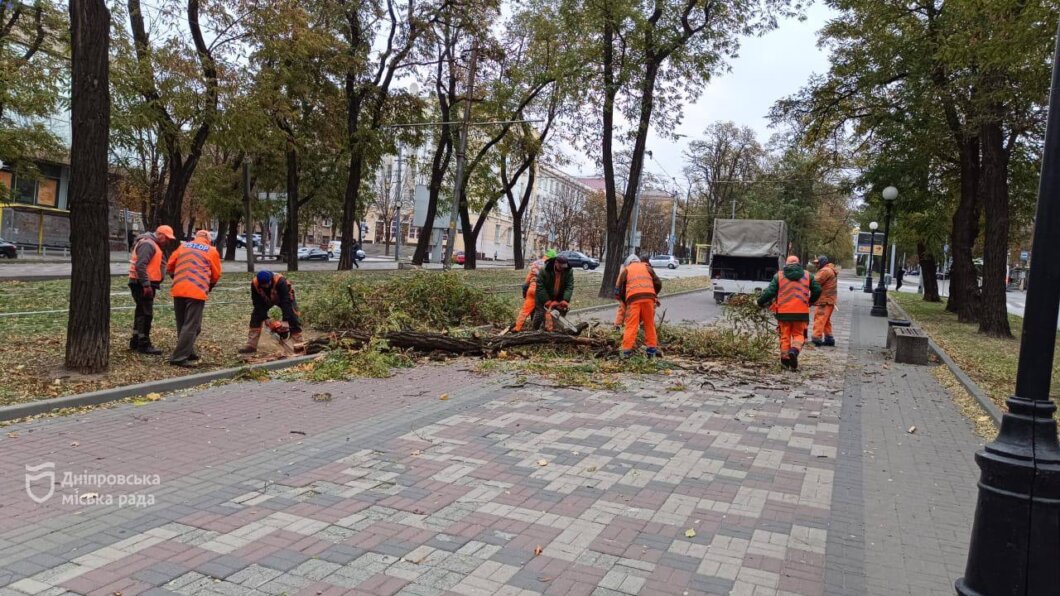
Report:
709,219,787,304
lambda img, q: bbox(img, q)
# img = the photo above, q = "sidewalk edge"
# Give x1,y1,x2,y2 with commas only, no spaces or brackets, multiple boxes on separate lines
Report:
889,299,1003,425
0,354,319,423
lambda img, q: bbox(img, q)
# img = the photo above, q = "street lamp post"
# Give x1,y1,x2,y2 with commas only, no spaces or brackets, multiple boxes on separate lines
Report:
955,23,1060,595
863,221,878,293
871,187,898,317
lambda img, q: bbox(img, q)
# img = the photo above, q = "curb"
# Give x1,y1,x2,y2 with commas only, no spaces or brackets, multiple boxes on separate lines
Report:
0,354,319,423
889,299,1003,425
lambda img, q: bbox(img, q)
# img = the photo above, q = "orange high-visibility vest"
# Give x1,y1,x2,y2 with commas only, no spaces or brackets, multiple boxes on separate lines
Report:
776,272,811,314
524,259,544,291
128,237,164,282
624,262,657,302
816,264,837,305
170,240,220,301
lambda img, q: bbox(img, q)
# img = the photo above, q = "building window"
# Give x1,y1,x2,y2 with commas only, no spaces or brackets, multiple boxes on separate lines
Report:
36,178,58,207
494,223,501,242
0,171,11,199
507,228,513,246
14,176,35,204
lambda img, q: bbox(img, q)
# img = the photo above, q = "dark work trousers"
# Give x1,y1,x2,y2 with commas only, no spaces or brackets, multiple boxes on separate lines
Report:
171,297,205,362
129,283,156,342
250,301,302,333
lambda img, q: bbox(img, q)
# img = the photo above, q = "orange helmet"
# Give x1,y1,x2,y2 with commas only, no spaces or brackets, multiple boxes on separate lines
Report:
155,225,176,241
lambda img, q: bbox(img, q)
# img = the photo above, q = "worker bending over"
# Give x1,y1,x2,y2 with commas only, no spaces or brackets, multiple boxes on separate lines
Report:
239,271,305,354
617,255,663,357
757,255,821,371
533,253,573,331
614,254,640,330
514,251,549,331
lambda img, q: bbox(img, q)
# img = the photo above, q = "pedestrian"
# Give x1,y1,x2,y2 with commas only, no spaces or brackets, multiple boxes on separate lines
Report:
239,270,305,354
617,255,663,357
352,240,363,269
166,230,221,367
614,254,640,330
533,253,574,331
895,266,905,291
811,256,838,347
757,255,821,371
128,225,178,355
513,251,549,332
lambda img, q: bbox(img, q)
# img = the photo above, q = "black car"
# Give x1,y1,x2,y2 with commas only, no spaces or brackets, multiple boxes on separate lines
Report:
558,250,599,270
299,248,331,261
0,238,16,259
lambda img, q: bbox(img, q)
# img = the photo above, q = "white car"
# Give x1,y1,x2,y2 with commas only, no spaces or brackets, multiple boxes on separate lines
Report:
649,254,679,269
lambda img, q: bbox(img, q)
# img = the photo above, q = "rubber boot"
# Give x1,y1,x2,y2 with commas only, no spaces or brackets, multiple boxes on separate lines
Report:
810,336,823,347
621,350,635,358
129,334,139,350
646,347,661,358
780,357,791,370
788,348,799,371
291,331,305,354
823,336,836,347
137,337,162,356
238,328,262,354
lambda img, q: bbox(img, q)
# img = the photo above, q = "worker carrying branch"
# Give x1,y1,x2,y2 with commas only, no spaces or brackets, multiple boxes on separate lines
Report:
616,255,663,357
533,253,573,331
757,255,821,371
239,271,305,354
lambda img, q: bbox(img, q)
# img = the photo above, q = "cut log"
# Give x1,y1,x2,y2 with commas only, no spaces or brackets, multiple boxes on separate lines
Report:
311,329,610,357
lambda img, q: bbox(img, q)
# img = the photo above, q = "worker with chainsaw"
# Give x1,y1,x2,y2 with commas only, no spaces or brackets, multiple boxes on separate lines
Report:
811,256,838,347
239,270,304,354
757,255,821,371
514,251,550,331
617,255,663,357
533,253,574,331
614,254,640,330
166,230,222,367
128,224,178,355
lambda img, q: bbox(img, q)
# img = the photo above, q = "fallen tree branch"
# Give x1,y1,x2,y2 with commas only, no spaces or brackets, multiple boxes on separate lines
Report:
309,330,610,356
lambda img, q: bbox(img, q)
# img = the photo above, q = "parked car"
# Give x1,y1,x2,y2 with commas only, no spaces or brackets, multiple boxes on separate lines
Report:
649,254,679,269
236,234,261,248
296,247,312,259
299,248,330,261
0,238,16,259
557,250,599,270
453,251,466,265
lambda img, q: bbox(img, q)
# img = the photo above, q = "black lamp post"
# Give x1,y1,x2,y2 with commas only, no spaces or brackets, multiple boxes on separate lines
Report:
862,221,878,293
871,187,898,317
955,22,1060,595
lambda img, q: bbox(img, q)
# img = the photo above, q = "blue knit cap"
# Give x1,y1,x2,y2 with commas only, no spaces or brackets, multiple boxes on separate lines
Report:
256,271,274,286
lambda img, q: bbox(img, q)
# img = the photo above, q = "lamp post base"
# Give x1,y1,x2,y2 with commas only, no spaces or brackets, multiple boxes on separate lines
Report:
871,287,888,317
956,395,1060,595
863,276,874,293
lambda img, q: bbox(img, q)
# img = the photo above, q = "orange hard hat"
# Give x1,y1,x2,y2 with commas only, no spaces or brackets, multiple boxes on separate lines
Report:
155,225,176,241
786,255,800,265
195,229,210,240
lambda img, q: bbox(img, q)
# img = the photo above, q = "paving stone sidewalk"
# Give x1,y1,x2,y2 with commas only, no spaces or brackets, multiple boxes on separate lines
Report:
0,290,984,595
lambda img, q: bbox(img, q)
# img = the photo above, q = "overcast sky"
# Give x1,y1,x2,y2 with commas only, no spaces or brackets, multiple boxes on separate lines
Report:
570,3,836,184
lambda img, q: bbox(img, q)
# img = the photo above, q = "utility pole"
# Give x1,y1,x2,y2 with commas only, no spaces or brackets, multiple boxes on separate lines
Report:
668,188,678,256
243,161,255,273
394,146,404,263
445,44,477,270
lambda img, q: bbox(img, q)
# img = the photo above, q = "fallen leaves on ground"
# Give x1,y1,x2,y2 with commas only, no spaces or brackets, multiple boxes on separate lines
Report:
685,528,696,538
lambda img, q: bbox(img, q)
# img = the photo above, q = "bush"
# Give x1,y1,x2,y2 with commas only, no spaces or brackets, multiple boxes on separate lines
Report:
658,293,776,363
303,271,512,333
305,340,412,381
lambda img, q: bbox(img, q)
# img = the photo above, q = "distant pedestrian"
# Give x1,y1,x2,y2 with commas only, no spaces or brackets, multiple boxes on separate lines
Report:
757,256,822,371
352,241,363,269
167,230,221,367
895,267,905,291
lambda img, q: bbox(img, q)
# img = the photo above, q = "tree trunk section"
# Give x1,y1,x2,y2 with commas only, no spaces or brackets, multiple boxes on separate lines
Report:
512,215,524,270
977,118,1012,337
338,149,365,270
224,218,238,260
65,0,111,373
916,241,941,302
286,145,299,271
946,137,982,323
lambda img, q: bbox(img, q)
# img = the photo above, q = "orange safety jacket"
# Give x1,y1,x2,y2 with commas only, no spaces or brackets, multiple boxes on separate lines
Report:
815,264,838,306
524,259,544,291
252,273,295,306
624,262,658,304
128,236,164,283
775,271,811,315
168,240,221,301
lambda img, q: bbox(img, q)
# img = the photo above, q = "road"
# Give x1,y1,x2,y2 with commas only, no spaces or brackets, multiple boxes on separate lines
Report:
571,287,722,328
891,274,1044,326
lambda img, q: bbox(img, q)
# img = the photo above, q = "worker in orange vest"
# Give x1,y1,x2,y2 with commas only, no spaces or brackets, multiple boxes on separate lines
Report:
617,255,663,357
513,251,549,332
128,224,178,355
239,270,304,353
166,230,222,366
757,255,822,370
613,254,640,330
811,256,838,347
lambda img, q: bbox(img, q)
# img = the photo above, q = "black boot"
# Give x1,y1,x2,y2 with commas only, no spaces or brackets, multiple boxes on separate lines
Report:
823,336,836,347
780,357,791,370
788,348,799,371
137,337,162,356
128,335,140,350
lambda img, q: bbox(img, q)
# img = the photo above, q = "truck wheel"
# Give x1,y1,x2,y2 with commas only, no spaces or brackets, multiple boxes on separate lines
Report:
714,292,725,304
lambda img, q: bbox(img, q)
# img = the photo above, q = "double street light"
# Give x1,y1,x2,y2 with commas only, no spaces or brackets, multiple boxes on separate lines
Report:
871,186,898,317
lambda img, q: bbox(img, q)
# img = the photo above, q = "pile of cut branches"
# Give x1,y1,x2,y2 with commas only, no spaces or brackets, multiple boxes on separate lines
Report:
308,329,612,358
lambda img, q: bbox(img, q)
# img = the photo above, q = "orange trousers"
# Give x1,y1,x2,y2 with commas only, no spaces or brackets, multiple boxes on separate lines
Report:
621,299,658,351
514,290,536,331
813,304,834,339
778,320,808,358
614,300,626,327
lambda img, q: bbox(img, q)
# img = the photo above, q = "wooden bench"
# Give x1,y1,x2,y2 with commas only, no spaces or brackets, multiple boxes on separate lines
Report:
893,327,929,365
886,319,912,349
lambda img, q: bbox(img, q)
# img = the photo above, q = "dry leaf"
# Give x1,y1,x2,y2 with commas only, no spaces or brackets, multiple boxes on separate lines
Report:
907,426,917,434
70,441,80,447
537,459,548,467
145,392,162,401
685,528,696,538
6,432,17,438
533,545,543,556
312,392,333,402
411,449,423,456
439,394,449,401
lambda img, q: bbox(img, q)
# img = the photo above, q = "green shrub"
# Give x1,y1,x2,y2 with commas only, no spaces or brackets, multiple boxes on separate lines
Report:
305,341,412,381
303,271,512,333
658,294,775,363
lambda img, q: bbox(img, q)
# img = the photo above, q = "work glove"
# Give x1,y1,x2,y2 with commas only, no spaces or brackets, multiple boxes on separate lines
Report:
209,282,216,293
521,284,529,298
141,285,155,299
556,301,569,315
